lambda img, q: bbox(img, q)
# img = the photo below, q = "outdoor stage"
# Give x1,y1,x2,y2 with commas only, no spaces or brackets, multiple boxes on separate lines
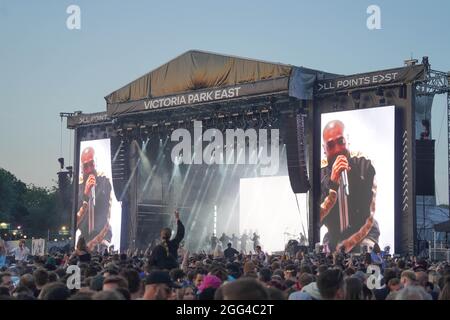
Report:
65,50,450,255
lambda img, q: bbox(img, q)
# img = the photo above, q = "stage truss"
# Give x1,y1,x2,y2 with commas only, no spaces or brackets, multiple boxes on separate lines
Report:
415,62,450,207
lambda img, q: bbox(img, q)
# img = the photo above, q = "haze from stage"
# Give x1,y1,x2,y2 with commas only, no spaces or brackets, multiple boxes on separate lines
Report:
239,176,308,253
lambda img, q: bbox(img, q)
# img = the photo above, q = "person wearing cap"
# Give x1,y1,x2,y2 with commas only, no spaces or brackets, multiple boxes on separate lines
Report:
143,270,179,300
148,210,185,271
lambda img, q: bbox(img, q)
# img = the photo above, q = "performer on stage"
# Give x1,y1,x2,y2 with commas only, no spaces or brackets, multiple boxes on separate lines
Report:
251,232,260,251
320,120,380,253
219,233,230,249
231,233,239,250
210,233,218,253
240,233,248,253
76,146,112,251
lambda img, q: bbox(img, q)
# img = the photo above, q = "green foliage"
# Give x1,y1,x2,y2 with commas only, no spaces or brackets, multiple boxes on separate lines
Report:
0,168,66,238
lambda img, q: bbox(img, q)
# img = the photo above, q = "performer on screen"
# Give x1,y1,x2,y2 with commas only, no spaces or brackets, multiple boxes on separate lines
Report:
77,146,112,251
320,120,380,253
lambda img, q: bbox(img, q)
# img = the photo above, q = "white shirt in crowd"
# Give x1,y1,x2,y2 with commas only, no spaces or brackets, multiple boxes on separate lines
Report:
11,246,30,262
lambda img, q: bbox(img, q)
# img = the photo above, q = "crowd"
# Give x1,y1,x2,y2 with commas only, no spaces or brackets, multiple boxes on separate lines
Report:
1,214,450,300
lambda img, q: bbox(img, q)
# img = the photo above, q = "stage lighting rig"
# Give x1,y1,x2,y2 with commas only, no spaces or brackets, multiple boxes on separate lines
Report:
58,157,64,170
404,58,418,66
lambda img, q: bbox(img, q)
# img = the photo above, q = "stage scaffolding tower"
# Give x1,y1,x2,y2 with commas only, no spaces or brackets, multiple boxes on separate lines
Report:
415,58,450,210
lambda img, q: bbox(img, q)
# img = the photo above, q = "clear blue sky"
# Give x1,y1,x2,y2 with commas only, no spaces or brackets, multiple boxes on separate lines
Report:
1,0,449,203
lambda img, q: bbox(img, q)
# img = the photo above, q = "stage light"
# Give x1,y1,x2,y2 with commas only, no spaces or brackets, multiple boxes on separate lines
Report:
23,235,27,239
404,58,418,66
17,225,21,230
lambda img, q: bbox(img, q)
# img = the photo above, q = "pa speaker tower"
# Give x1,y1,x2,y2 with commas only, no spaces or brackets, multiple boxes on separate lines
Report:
284,113,311,193
415,139,435,196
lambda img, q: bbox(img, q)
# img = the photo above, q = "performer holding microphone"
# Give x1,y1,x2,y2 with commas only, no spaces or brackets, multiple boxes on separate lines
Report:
320,120,380,253
77,146,112,251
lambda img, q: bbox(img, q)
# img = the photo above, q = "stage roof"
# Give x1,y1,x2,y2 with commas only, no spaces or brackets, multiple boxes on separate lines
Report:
105,50,335,117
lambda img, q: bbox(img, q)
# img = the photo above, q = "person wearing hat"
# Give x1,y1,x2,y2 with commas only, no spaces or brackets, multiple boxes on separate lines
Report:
143,270,179,300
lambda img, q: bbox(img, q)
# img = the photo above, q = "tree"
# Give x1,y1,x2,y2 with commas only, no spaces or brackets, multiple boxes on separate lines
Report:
0,167,71,239
0,168,27,223
22,185,59,238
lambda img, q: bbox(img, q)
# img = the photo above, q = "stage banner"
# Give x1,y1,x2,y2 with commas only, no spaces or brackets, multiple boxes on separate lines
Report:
32,239,46,256
315,65,425,95
67,112,110,128
107,78,289,116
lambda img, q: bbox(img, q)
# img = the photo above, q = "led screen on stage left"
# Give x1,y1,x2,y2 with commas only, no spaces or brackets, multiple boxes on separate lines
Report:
76,139,121,251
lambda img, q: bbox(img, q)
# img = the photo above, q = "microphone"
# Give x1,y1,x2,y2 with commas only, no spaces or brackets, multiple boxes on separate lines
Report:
91,181,96,206
341,170,349,196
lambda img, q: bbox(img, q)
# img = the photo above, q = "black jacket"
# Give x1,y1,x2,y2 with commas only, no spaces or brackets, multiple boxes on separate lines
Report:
148,220,185,270
320,156,379,251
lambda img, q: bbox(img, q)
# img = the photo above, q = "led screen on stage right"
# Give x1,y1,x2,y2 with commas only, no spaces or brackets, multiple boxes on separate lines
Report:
319,106,395,253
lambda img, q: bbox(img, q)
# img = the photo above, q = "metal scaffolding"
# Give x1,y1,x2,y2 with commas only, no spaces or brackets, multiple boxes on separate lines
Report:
415,59,450,208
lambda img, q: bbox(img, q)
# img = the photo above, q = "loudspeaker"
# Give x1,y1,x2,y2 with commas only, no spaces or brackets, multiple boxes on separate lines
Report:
111,137,129,201
415,139,435,196
284,113,311,193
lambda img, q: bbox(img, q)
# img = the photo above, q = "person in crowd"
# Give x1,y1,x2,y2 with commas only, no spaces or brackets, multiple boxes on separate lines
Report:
372,268,396,300
143,270,178,300
10,239,30,263
120,268,143,299
0,272,14,295
254,245,266,263
69,236,91,263
148,210,185,271
102,275,128,291
38,282,71,300
344,277,363,300
33,268,49,298
438,276,450,300
219,278,269,300
224,243,239,261
317,268,345,300
0,238,6,268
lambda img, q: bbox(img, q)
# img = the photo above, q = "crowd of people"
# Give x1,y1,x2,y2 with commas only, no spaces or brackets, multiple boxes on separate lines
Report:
0,212,450,300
